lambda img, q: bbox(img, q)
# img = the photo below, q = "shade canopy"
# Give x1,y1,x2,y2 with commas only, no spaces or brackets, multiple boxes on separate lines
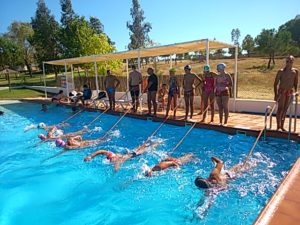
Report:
45,39,236,66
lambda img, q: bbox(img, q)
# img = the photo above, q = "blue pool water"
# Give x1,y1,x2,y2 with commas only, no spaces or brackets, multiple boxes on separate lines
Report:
0,101,299,225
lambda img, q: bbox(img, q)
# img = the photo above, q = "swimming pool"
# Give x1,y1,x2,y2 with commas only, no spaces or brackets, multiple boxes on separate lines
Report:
0,101,299,225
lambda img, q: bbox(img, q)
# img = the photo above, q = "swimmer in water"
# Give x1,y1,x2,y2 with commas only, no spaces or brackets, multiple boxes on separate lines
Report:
56,132,108,150
38,126,87,141
25,122,70,132
194,156,247,189
145,153,193,177
84,141,162,171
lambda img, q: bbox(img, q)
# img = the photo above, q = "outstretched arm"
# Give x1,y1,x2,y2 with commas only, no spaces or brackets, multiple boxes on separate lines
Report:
294,69,298,92
84,150,110,161
274,71,281,101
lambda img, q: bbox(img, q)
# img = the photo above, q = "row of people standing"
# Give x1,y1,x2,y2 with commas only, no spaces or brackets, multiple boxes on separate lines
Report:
127,63,233,125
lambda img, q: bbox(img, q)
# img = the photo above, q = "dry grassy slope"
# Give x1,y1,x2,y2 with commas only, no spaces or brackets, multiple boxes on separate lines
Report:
125,57,299,100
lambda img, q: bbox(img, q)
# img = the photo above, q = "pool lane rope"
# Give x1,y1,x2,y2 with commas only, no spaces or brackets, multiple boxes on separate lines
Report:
168,99,213,155
41,107,132,163
59,108,84,125
85,91,131,127
242,99,280,166
137,98,184,149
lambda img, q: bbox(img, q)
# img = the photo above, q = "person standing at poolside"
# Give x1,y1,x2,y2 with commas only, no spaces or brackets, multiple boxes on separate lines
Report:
145,67,158,116
104,70,120,111
201,65,217,123
274,55,298,131
183,65,202,120
129,65,143,112
166,68,180,119
215,63,233,126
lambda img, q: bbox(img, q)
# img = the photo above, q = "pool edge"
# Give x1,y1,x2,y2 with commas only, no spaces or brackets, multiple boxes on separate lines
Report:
253,157,300,225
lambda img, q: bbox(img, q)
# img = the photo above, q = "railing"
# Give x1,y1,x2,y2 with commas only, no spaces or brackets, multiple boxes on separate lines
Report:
263,102,278,140
288,92,299,140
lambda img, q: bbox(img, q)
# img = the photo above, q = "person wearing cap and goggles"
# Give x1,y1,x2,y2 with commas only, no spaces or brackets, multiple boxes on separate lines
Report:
183,65,202,121
201,65,218,123
215,63,233,126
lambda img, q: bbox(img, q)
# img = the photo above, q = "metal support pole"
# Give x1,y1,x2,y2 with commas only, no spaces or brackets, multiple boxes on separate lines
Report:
42,62,47,98
294,93,298,132
234,45,238,112
205,39,209,65
138,49,141,71
71,64,74,91
94,61,99,94
126,59,129,91
64,62,69,97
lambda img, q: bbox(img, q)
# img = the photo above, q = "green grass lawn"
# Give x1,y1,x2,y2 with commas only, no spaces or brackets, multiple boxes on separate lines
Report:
0,73,57,87
0,88,45,99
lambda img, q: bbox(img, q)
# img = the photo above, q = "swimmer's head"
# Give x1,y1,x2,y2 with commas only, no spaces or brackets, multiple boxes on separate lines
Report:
145,170,153,177
203,65,210,72
38,134,47,141
38,122,46,129
106,152,115,160
0,111,4,115
194,176,212,189
54,129,63,136
217,63,226,71
55,139,66,147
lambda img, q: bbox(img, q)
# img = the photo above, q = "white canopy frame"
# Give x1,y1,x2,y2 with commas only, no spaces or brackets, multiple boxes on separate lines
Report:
43,39,238,110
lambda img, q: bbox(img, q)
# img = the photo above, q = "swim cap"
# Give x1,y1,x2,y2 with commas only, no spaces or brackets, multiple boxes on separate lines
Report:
217,63,226,70
54,129,63,137
184,65,192,70
169,68,176,73
203,65,210,72
194,176,212,189
106,152,115,160
55,139,66,147
38,134,47,141
38,122,46,129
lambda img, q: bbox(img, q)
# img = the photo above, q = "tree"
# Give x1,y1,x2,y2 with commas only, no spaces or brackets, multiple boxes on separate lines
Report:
89,16,104,35
63,17,121,74
127,0,152,50
0,36,22,70
279,15,300,46
31,0,60,73
255,29,277,68
242,34,255,57
6,22,35,76
60,0,77,27
89,16,114,45
229,28,241,56
255,29,292,68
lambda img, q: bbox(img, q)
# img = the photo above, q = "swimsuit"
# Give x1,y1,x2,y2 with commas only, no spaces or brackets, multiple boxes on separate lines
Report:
215,75,230,97
169,77,178,97
106,87,115,94
204,77,215,95
278,88,293,97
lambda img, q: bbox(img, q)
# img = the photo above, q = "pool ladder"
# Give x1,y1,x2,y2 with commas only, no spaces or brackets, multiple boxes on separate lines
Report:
263,93,298,141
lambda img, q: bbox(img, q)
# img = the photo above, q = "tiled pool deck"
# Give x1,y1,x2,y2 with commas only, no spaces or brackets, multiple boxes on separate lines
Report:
4,99,300,225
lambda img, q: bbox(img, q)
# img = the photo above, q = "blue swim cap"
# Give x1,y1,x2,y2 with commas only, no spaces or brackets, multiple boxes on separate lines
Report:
203,65,210,72
217,63,226,70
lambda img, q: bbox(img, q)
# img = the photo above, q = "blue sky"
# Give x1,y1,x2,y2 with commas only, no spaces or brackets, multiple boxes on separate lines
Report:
1,0,299,51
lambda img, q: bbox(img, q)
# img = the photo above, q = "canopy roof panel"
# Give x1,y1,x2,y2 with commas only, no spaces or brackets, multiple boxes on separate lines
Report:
45,39,236,66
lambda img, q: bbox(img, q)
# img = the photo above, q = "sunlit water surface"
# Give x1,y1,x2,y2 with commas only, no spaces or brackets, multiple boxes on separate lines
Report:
0,101,299,225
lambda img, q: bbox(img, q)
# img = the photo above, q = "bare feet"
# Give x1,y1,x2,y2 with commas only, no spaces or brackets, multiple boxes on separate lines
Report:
200,119,205,123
